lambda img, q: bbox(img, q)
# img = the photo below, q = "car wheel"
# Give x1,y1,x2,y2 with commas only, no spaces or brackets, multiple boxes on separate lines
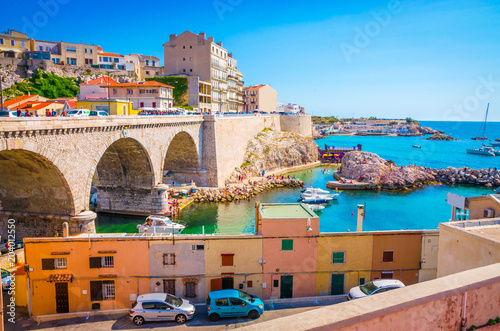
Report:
248,310,259,319
133,316,145,325
209,313,220,322
175,314,187,324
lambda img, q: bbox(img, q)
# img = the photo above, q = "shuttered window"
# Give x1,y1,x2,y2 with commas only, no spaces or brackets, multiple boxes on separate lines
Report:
89,257,102,268
282,239,293,251
383,251,394,262
90,281,103,301
185,282,196,298
332,252,345,264
221,254,234,266
42,259,55,270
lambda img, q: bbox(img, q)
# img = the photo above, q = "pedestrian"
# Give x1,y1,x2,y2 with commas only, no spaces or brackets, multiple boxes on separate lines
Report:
51,109,57,117
16,108,21,117
24,110,31,117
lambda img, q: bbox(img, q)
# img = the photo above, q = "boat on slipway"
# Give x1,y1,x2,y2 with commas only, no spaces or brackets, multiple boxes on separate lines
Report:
467,104,500,156
304,204,325,211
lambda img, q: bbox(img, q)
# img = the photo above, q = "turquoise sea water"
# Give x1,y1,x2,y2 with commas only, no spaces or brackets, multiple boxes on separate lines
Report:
96,121,500,234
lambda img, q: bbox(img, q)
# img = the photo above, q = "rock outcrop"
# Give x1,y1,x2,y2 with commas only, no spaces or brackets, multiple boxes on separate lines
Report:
230,129,319,180
426,133,455,141
431,167,500,188
339,151,436,190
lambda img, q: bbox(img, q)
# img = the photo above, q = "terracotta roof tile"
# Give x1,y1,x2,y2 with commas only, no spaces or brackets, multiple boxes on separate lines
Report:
4,95,39,107
84,77,118,85
104,81,174,88
244,84,266,90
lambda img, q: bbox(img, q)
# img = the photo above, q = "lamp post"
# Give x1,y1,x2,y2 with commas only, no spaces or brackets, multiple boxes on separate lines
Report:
0,75,4,111
107,73,111,114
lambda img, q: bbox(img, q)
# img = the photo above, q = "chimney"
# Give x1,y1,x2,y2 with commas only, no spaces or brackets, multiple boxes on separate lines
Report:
207,36,214,43
356,205,364,232
62,222,69,237
228,53,233,58
169,34,177,41
216,41,223,47
199,32,206,39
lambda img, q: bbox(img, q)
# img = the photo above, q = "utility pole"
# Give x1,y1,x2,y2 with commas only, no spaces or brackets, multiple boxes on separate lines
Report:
107,74,111,114
0,75,4,111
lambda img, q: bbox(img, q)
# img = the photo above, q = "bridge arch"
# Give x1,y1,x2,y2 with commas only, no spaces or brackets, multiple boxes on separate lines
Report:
0,149,75,216
90,136,157,214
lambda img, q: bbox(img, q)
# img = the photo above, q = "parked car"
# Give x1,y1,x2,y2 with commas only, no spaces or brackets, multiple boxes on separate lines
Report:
0,240,23,254
1,269,11,291
67,109,90,117
0,110,23,117
89,110,109,116
347,279,405,300
206,289,264,322
130,293,195,325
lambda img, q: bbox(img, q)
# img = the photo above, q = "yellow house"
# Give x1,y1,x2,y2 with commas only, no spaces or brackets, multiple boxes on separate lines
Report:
0,30,30,59
75,99,134,115
24,233,150,317
317,233,373,296
204,235,263,299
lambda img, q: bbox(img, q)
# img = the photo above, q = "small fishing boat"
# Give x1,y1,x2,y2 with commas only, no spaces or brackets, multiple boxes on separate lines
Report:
300,193,339,204
304,204,325,211
137,215,185,234
412,145,421,148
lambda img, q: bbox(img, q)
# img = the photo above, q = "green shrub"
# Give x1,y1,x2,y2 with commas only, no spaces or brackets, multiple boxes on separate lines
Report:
488,319,496,325
146,76,188,106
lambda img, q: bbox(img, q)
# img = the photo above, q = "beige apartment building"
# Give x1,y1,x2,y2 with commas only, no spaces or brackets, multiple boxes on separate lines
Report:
163,31,244,112
30,39,98,66
244,84,278,113
126,54,162,80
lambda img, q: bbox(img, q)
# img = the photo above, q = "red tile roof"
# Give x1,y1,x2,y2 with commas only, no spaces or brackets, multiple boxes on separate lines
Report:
84,77,118,85
98,52,124,57
245,84,266,90
4,95,40,107
21,101,64,110
47,274,73,282
105,81,174,88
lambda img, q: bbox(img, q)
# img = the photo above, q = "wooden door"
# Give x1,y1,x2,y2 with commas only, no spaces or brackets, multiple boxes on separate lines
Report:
211,278,222,291
163,279,175,295
331,274,345,295
55,282,69,313
280,275,293,299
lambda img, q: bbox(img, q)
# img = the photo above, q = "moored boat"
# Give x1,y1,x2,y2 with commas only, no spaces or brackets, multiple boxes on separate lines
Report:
137,215,186,234
301,187,330,197
467,104,496,156
412,145,421,148
304,204,325,211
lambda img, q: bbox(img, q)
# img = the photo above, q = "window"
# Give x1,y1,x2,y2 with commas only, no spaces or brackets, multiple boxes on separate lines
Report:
113,58,119,62
273,279,279,287
90,49,93,54
112,89,117,95
247,280,253,288
127,89,133,95
146,71,150,75
11,40,15,46
183,46,186,49
89,256,114,268
190,46,192,49
382,251,394,262
140,102,144,107
46,46,50,51
221,254,234,266
381,271,394,279
183,69,186,72
55,258,67,269
0,38,3,45
190,69,193,72
152,60,155,66
282,239,293,251
359,278,365,285
189,57,192,61
141,302,156,309
183,58,186,61
21,41,25,47
192,244,204,251
42,258,67,270
163,253,176,265
146,60,149,65
38,46,44,51
66,46,76,52
185,282,196,298
84,48,87,53
90,280,115,301
229,297,245,306
332,252,345,264
215,298,229,306
152,102,156,108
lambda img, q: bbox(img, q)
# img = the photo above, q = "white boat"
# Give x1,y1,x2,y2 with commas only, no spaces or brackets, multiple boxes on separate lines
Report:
137,215,185,234
490,142,500,147
467,104,497,156
301,187,331,198
304,204,325,211
301,193,339,204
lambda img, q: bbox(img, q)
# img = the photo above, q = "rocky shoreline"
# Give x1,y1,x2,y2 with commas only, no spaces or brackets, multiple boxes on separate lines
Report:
338,151,499,190
192,178,303,203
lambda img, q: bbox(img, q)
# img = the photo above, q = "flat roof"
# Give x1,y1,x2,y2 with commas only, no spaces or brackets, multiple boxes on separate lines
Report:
259,203,317,219
442,218,500,245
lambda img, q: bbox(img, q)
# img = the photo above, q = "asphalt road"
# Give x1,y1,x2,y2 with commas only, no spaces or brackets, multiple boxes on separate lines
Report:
4,296,346,330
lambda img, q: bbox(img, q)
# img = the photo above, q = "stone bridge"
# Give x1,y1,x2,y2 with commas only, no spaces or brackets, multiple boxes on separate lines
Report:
0,114,312,239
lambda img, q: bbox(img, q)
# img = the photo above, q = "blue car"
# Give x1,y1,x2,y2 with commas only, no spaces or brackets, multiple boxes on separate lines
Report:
206,289,264,322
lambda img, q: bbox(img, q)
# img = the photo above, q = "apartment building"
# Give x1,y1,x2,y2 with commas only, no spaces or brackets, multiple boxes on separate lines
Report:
163,31,244,113
29,40,99,66
126,54,162,80
0,30,30,59
243,84,278,113
227,54,244,112
188,76,212,113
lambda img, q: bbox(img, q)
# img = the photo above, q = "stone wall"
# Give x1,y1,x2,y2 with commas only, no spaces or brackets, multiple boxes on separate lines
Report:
280,115,313,137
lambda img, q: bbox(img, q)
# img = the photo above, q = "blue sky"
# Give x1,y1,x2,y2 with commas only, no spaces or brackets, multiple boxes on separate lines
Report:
3,0,500,120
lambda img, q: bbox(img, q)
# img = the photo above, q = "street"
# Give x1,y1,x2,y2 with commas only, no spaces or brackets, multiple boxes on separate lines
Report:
4,295,345,330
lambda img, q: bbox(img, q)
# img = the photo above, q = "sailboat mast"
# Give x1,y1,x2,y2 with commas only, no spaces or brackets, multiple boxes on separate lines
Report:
483,103,489,138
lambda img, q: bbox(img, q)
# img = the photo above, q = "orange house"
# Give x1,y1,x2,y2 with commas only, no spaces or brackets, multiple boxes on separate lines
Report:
257,203,320,299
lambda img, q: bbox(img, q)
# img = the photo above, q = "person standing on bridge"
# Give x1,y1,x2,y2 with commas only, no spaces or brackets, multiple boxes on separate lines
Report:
16,108,21,117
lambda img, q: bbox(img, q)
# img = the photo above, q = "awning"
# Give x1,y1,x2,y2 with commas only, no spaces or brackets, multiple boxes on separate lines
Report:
47,274,73,282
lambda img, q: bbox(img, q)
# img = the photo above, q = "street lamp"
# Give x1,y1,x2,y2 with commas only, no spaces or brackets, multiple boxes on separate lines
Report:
107,73,111,114
0,75,4,111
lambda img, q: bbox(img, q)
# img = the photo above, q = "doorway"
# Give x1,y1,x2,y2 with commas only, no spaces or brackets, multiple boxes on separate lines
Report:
55,282,69,313
280,275,293,299
163,279,176,295
331,274,345,295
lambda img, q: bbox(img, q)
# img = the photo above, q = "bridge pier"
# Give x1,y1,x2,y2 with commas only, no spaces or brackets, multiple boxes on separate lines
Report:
0,210,97,241
166,169,209,187
96,184,170,215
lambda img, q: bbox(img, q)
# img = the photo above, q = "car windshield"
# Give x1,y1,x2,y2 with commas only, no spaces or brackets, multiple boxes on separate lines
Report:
360,282,378,295
90,111,97,116
238,290,255,302
0,111,10,117
68,110,79,115
165,294,183,307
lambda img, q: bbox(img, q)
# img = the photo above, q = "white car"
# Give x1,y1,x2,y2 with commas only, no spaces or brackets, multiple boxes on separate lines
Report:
90,110,109,116
347,279,405,300
67,109,90,117
130,293,195,325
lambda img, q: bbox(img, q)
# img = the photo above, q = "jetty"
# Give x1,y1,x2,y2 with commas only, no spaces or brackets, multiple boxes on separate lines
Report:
326,172,369,190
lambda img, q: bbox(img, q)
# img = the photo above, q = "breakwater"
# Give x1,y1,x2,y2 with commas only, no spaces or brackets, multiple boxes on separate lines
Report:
193,178,303,203
432,167,500,187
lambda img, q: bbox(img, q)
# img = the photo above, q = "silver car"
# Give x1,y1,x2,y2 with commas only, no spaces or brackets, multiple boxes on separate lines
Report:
130,293,195,325
347,279,405,300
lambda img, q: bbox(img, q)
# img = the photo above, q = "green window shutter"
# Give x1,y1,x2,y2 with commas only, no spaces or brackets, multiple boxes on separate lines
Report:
332,252,345,264
359,278,365,285
282,239,293,251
